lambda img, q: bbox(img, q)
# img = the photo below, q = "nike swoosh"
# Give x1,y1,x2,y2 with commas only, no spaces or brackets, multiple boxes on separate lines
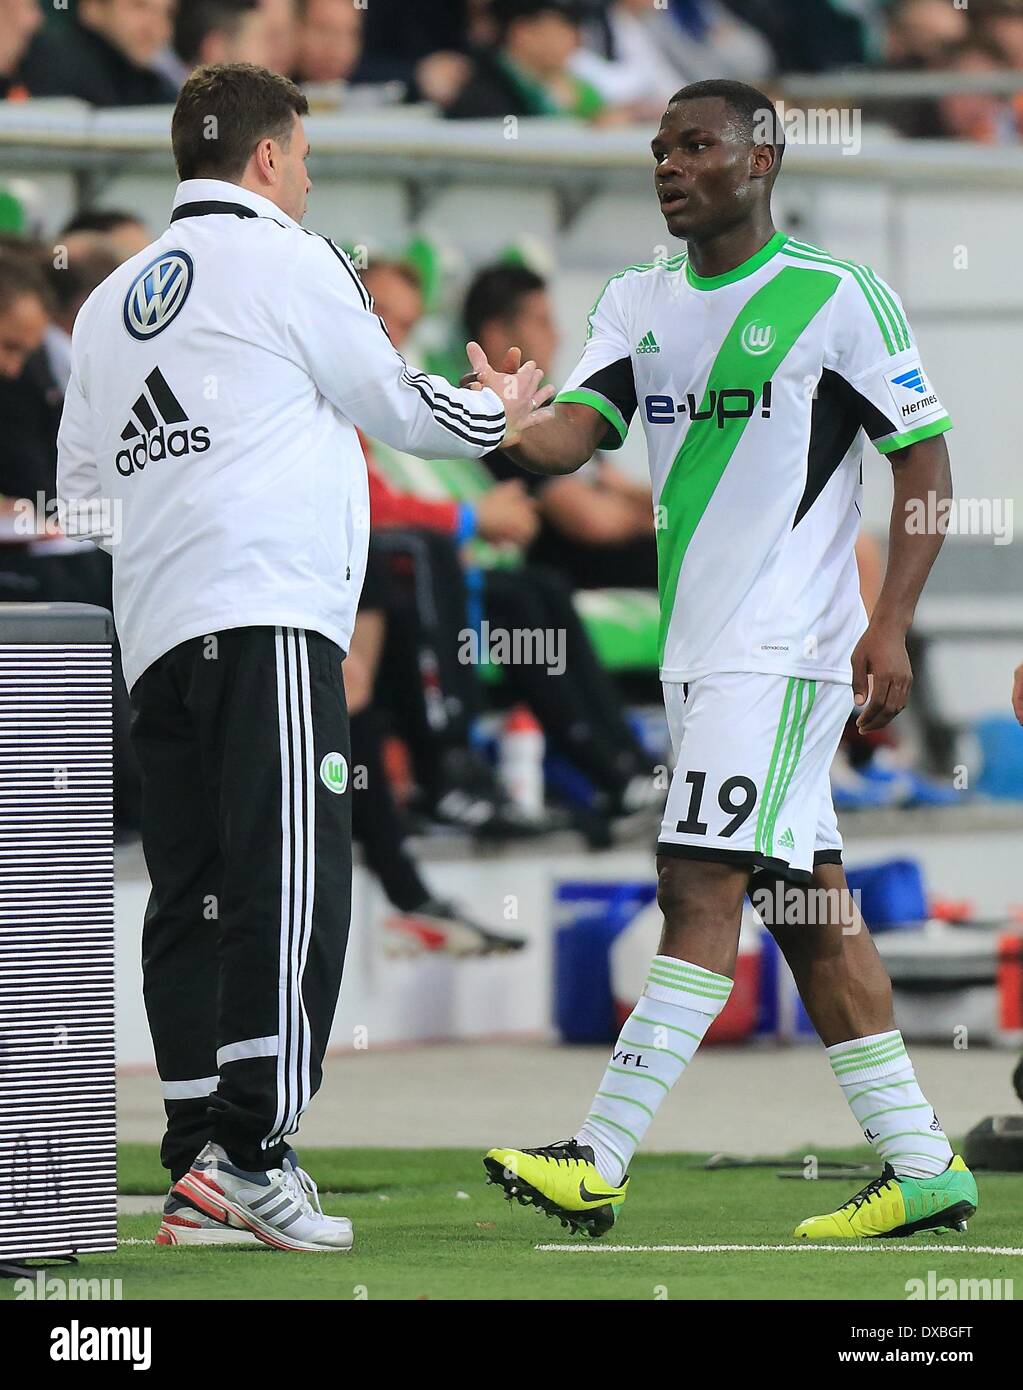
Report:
578,1180,614,1203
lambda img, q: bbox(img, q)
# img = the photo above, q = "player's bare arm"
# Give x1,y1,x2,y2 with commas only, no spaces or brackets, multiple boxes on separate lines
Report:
852,431,953,733
498,399,606,474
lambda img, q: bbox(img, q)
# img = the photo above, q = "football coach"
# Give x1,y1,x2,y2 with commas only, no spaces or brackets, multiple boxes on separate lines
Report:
56,63,548,1252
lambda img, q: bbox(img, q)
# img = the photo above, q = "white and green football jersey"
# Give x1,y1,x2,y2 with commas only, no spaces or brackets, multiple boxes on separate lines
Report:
555,231,952,684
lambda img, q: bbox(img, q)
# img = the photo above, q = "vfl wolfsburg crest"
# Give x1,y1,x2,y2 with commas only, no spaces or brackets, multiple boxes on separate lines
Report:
740,320,777,356
319,752,349,794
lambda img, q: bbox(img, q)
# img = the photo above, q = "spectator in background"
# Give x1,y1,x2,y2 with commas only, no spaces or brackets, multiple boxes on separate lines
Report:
292,0,362,85
574,0,772,112
936,38,1017,143
173,0,271,75
884,0,969,69
21,0,179,106
975,0,1023,68
344,549,528,957
61,209,153,263
472,263,657,591
881,0,971,138
260,0,298,75
725,0,877,73
44,244,119,394
0,0,42,101
0,247,50,383
0,241,114,502
351,0,471,105
444,0,611,121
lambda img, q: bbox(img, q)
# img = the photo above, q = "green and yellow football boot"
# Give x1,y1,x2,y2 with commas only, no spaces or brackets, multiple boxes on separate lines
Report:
794,1154,978,1240
484,1139,628,1238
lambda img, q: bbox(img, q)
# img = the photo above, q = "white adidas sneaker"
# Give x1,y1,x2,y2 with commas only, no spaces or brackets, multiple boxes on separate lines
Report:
172,1141,353,1252
156,1192,260,1246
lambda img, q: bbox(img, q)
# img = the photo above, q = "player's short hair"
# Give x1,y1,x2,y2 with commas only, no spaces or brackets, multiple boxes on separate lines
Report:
174,0,260,68
172,62,309,182
668,79,786,171
463,263,547,342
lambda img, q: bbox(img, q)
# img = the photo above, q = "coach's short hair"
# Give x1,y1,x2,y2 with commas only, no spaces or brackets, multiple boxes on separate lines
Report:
172,62,309,183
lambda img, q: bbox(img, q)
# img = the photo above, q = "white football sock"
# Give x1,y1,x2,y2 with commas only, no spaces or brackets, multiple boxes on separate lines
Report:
827,1029,953,1179
575,956,733,1185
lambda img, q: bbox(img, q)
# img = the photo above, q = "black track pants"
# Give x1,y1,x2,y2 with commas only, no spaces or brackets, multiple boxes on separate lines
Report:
130,626,352,1180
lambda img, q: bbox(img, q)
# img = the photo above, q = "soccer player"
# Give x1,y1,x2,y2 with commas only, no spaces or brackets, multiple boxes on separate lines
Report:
482,79,979,1241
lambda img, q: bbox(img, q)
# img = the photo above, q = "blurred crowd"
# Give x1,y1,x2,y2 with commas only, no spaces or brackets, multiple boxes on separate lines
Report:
1,0,1022,140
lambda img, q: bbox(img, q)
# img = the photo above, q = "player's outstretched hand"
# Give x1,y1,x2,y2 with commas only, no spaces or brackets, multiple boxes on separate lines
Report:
465,341,555,447
1012,661,1023,725
851,622,913,732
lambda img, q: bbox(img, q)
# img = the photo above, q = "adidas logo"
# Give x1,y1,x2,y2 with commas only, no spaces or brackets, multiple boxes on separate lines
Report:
778,827,795,850
115,368,210,478
635,330,660,354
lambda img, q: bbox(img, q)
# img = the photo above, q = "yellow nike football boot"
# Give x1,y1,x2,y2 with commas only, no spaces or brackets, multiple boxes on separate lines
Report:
484,1139,628,1237
794,1155,978,1240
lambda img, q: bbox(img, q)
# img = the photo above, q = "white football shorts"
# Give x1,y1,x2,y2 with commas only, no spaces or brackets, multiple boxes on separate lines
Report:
658,672,854,883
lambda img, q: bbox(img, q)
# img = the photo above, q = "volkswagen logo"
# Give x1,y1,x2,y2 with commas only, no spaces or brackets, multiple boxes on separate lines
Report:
123,250,193,341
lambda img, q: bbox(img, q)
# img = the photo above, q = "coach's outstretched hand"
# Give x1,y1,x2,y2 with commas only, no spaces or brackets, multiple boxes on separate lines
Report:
465,342,555,447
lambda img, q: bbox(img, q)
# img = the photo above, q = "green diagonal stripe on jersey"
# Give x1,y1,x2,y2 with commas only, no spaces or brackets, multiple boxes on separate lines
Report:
655,267,841,663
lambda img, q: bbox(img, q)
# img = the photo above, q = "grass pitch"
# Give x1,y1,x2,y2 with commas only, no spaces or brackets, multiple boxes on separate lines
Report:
4,1145,1020,1301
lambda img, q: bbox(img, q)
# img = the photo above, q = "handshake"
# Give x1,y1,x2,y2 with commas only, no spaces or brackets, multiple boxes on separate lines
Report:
461,341,555,448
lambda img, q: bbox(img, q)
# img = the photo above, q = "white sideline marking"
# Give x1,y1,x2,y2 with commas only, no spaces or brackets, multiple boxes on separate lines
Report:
536,1243,1023,1256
